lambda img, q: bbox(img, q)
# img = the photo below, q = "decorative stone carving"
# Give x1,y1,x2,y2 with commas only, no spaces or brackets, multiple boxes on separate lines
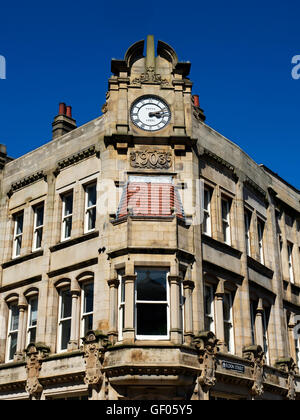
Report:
276,357,297,400
8,171,46,197
82,330,109,387
132,67,169,86
25,343,50,399
192,331,219,399
54,145,98,176
243,345,265,397
130,150,172,170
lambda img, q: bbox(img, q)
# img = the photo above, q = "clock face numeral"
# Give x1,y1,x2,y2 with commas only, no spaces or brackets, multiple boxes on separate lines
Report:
130,95,171,132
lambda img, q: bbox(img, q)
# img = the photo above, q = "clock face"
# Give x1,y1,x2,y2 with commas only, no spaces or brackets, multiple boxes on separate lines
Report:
130,96,171,132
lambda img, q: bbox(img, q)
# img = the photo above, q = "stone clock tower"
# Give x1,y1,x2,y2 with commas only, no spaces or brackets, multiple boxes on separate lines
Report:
103,35,205,153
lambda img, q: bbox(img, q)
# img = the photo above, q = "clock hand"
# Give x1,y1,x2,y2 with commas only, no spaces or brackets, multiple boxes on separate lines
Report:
149,110,169,118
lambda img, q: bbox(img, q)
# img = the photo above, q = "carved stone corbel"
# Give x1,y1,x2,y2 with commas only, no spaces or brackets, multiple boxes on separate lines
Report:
276,357,297,400
25,343,50,399
82,330,109,390
192,331,219,399
243,345,265,398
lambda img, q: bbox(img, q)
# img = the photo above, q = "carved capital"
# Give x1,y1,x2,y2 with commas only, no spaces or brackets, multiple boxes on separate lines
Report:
82,330,109,387
25,343,50,398
243,345,265,397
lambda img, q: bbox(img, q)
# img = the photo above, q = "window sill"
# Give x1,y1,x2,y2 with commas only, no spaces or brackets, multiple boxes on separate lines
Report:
50,231,99,252
2,249,44,269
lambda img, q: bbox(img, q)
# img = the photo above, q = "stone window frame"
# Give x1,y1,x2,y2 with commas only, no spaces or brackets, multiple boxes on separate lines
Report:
32,202,45,252
223,291,235,355
117,270,125,342
249,294,271,365
204,283,216,334
220,194,232,246
56,279,72,353
80,280,94,340
61,190,74,242
287,242,295,284
244,209,252,257
257,216,266,265
5,294,20,362
24,289,39,346
203,185,213,237
12,211,24,258
83,181,97,234
134,267,171,341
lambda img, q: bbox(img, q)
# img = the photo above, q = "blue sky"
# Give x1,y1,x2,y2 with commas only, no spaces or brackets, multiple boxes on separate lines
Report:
0,0,299,188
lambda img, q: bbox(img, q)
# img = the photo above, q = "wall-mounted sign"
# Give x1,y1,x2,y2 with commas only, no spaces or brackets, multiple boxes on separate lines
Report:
222,361,245,374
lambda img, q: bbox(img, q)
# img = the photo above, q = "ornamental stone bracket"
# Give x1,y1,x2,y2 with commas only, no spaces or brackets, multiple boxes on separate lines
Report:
243,345,265,398
192,331,219,400
82,330,110,390
276,357,297,400
8,171,47,197
25,343,50,400
131,67,170,87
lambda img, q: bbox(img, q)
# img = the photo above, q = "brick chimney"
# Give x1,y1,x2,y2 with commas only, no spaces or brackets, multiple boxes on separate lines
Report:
52,102,77,140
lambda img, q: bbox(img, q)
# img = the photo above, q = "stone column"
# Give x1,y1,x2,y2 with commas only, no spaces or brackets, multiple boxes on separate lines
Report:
211,186,223,242
68,279,81,350
215,280,226,352
182,277,195,345
107,278,120,344
122,262,136,343
287,313,297,365
0,296,8,363
279,210,290,283
169,275,183,344
234,175,252,353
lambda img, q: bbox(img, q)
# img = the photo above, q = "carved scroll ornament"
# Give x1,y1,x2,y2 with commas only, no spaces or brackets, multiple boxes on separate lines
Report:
83,331,109,387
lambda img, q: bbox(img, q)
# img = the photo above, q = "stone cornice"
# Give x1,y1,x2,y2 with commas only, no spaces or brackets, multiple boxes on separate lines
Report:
8,171,46,197
54,145,98,176
247,256,274,279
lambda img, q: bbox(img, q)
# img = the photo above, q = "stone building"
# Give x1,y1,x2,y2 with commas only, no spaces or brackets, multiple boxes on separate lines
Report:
0,36,299,400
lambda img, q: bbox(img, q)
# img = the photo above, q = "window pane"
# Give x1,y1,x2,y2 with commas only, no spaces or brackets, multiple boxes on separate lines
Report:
223,294,232,322
29,298,38,327
9,332,18,360
87,208,96,231
136,269,167,301
61,319,71,350
64,194,73,216
10,305,19,331
204,189,210,210
61,290,72,319
222,200,228,219
16,214,24,235
83,283,94,314
136,303,168,336
87,184,97,207
83,314,93,335
35,227,43,249
29,328,36,344
36,206,44,227
16,235,22,256
64,217,72,238
121,278,125,303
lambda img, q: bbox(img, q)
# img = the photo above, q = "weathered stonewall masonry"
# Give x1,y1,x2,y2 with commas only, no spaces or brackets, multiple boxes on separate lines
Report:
0,36,299,400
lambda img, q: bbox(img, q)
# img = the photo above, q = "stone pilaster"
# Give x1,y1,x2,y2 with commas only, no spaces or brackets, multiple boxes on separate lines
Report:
107,278,120,344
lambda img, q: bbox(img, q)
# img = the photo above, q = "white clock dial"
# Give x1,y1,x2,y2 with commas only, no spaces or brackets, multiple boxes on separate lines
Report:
130,96,171,131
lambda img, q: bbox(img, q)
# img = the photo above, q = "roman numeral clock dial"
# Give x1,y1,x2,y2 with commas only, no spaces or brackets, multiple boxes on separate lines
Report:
130,96,171,132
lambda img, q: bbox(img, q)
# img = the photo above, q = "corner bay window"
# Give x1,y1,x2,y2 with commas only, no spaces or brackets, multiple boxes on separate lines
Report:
7,303,19,361
13,212,24,258
58,289,72,351
135,268,169,340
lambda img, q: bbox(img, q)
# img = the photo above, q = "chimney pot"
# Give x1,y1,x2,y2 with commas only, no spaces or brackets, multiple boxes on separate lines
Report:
66,105,72,118
193,95,200,107
59,102,66,115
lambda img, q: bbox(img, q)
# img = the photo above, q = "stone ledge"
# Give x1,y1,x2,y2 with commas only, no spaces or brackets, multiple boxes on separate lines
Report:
202,234,242,259
49,231,99,252
2,250,44,269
